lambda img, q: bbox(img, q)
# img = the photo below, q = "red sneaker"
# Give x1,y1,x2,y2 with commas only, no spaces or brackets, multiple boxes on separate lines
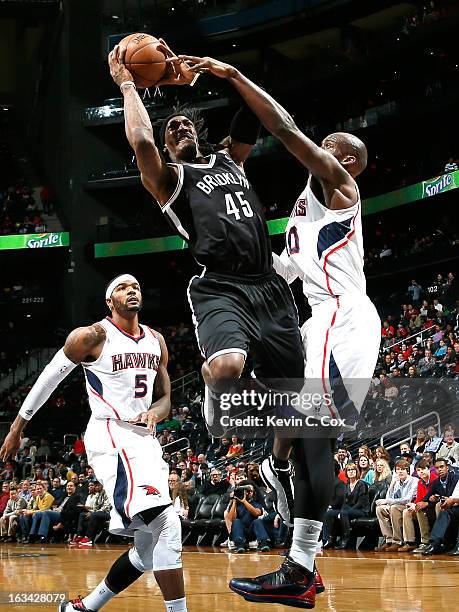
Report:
78,537,93,546
229,556,316,608
314,566,325,594
69,536,82,546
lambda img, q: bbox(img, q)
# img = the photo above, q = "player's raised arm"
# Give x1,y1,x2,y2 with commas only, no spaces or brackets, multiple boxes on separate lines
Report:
0,325,105,461
222,103,261,168
108,45,177,205
179,56,359,191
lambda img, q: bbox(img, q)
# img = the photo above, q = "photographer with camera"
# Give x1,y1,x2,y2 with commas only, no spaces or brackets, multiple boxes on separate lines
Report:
227,481,269,553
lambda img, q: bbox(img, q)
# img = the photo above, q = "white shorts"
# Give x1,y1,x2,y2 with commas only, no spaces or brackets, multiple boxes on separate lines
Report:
301,294,380,421
84,418,171,536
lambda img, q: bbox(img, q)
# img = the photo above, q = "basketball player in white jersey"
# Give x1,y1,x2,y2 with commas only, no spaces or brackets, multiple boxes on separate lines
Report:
0,274,187,612
179,54,380,608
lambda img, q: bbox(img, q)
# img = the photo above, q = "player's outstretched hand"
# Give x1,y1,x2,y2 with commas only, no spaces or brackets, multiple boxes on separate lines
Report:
108,44,134,87
0,430,21,461
129,409,158,434
156,39,199,86
178,55,238,80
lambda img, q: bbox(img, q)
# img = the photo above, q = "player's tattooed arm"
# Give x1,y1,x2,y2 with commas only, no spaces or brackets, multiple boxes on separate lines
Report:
180,55,355,202
108,45,177,205
64,324,106,364
130,332,171,433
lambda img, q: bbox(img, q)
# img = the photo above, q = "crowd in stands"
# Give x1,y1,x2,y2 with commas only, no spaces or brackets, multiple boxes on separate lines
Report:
374,270,458,383
325,427,459,556
2,420,459,557
0,183,54,236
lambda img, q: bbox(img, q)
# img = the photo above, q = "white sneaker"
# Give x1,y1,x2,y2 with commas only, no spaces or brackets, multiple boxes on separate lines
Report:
220,538,229,548
248,540,258,550
228,540,236,550
260,456,294,527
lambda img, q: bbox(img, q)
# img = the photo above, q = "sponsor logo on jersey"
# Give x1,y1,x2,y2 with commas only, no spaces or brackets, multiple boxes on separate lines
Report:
111,352,160,372
139,485,161,496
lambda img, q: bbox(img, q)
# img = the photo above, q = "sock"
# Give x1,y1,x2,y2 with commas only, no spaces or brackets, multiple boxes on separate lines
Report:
272,454,289,470
290,518,322,572
82,580,116,611
164,596,187,612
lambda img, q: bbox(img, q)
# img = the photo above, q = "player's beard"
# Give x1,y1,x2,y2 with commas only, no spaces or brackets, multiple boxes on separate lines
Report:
112,295,142,315
177,140,198,162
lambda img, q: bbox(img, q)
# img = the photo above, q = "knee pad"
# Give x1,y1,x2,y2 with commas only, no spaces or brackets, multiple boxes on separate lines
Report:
129,506,182,573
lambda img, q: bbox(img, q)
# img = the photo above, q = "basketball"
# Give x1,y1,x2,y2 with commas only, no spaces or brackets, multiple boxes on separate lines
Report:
119,33,167,88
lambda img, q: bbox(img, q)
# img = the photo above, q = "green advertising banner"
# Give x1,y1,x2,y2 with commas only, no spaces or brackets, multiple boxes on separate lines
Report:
363,169,459,216
94,170,459,258
0,232,70,252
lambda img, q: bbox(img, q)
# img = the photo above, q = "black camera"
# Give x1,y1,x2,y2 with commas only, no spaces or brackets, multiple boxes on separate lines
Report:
234,485,252,500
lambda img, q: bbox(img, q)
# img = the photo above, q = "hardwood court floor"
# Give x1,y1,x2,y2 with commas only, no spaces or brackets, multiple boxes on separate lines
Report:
1,543,458,611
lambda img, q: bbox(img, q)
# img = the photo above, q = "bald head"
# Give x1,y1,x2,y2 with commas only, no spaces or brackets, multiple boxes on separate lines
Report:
322,132,368,178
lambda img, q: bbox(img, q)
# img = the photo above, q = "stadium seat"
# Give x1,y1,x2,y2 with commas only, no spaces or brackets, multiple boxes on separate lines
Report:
350,481,389,549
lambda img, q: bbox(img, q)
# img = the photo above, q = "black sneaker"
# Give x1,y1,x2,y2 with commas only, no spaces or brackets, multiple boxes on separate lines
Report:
260,456,294,527
229,556,316,608
258,540,271,552
202,386,227,437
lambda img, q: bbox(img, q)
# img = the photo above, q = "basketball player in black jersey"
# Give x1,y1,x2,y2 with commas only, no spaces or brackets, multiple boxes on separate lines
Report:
108,49,305,435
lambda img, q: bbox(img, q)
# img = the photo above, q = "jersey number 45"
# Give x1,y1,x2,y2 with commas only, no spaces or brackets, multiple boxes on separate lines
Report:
225,191,254,220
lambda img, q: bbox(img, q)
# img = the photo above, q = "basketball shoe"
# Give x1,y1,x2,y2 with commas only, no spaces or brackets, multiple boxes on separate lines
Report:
260,456,294,527
229,556,316,608
59,597,94,611
202,385,227,437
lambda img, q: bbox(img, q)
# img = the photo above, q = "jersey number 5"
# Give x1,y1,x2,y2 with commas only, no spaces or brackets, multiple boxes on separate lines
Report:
134,374,148,398
225,191,254,220
287,226,300,255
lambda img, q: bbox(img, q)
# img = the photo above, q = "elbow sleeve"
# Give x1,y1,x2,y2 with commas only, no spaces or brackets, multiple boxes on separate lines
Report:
19,348,78,421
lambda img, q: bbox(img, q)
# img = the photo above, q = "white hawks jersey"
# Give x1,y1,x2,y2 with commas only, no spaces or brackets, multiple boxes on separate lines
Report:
278,175,365,306
82,317,161,421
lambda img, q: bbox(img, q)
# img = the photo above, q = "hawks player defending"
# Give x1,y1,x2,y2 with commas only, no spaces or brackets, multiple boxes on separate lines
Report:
0,274,187,612
180,54,380,609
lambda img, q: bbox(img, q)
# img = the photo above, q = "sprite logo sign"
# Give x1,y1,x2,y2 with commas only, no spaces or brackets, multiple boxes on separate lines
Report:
27,233,63,248
422,173,457,198
0,232,69,252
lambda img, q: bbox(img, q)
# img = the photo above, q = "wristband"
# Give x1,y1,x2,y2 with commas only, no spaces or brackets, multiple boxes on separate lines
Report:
120,80,136,91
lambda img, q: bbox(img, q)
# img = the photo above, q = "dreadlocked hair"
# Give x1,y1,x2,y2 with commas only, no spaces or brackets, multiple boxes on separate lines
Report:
158,103,222,161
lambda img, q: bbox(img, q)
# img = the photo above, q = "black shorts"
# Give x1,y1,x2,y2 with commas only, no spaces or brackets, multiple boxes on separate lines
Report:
187,269,304,379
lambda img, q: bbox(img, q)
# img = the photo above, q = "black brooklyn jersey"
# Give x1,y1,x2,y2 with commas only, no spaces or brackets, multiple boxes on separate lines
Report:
160,151,272,275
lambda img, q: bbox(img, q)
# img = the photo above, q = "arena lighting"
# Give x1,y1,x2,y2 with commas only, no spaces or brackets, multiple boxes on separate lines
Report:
94,170,459,258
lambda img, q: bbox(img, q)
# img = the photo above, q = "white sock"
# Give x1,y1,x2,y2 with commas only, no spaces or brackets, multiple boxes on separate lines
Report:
164,596,187,612
82,580,116,610
290,518,322,572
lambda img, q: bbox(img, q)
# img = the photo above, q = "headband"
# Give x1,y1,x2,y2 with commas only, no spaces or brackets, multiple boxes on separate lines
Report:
105,274,140,300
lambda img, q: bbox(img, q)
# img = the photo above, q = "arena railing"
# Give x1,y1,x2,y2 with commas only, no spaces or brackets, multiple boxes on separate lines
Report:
380,410,441,452
171,371,200,394
381,324,436,355
0,347,56,394
212,441,266,471
162,437,190,455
